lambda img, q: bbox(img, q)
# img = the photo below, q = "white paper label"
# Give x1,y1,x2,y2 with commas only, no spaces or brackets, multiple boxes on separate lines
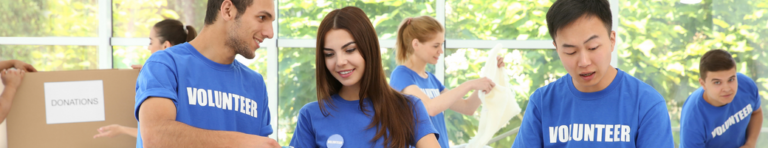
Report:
44,80,106,124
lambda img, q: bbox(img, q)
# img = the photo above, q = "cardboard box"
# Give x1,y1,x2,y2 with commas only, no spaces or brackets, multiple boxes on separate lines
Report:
6,69,139,148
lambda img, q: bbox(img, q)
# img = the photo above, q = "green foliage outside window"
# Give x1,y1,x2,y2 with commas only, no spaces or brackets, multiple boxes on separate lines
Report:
278,0,436,39
0,0,99,70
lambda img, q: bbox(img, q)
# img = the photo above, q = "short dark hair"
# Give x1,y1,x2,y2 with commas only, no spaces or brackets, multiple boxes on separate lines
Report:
204,0,254,25
546,0,613,39
699,49,736,80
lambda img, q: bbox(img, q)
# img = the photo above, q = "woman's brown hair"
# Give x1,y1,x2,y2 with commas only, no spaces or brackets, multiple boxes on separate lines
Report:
315,6,418,148
153,19,197,45
395,16,444,64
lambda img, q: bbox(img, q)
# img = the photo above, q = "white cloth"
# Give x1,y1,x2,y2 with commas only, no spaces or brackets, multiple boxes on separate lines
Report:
465,44,522,148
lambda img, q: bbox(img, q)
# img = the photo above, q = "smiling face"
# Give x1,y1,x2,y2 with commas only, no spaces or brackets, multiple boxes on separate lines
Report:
700,67,738,106
553,14,616,92
323,29,366,87
411,31,444,65
224,0,275,59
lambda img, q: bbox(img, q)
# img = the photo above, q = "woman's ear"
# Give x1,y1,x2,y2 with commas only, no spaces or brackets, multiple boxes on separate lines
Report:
162,41,173,49
411,38,420,50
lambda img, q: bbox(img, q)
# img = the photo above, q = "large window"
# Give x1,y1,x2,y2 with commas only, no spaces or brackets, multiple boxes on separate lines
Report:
0,45,99,71
0,0,99,37
446,0,553,40
112,46,151,69
278,0,436,39
0,0,766,147
112,0,206,38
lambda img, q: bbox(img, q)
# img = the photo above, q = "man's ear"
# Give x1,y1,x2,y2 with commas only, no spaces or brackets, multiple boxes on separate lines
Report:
552,41,556,49
699,78,706,91
609,31,616,52
219,0,237,22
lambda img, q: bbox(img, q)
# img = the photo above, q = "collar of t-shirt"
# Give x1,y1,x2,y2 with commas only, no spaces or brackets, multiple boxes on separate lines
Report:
331,94,373,108
399,65,430,80
182,43,238,71
566,68,626,100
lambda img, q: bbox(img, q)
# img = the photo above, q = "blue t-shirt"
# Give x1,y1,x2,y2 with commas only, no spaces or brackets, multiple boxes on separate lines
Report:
679,73,762,148
289,94,439,147
512,69,674,148
134,43,272,147
389,65,449,148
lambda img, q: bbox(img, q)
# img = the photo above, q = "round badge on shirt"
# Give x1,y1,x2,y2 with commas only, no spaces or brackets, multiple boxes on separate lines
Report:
327,134,344,148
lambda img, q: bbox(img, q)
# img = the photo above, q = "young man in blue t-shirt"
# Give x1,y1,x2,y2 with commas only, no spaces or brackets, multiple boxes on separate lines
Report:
511,0,674,147
679,49,763,148
133,0,280,147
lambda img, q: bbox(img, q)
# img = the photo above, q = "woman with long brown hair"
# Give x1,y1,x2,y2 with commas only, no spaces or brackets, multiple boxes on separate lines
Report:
289,6,441,148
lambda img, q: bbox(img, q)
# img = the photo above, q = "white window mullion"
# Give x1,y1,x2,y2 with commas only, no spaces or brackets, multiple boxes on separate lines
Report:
267,43,278,140
98,0,113,69
610,0,619,67
269,1,279,140
446,40,555,49
0,37,100,45
110,38,149,46
436,0,446,83
277,39,558,49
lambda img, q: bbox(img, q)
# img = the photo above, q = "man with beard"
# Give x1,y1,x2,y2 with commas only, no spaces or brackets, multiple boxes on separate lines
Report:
133,0,280,147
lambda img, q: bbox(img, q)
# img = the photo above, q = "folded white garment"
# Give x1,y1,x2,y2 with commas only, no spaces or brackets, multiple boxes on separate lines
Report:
465,44,522,148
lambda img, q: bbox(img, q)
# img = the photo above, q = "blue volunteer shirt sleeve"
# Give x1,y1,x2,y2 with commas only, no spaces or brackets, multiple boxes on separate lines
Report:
740,73,762,111
258,81,273,136
635,91,675,148
756,95,762,111
752,85,761,115
389,68,416,92
411,97,439,143
135,59,179,121
290,103,317,148
679,112,707,148
430,73,445,92
511,91,544,148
